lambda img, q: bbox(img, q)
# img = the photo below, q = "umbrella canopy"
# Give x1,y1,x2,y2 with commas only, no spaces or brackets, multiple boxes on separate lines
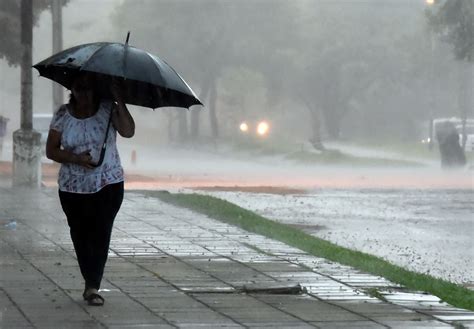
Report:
33,37,202,109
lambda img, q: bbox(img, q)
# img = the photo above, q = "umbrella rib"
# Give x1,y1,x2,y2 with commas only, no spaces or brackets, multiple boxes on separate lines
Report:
79,43,115,74
144,52,168,88
145,52,200,102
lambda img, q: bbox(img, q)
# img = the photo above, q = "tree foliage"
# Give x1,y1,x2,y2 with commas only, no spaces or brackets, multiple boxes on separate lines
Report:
0,0,70,66
112,0,300,139
427,0,474,62
111,0,460,143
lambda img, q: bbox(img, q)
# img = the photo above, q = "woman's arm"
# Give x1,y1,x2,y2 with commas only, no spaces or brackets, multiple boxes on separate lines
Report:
110,83,135,138
111,100,135,138
46,129,95,168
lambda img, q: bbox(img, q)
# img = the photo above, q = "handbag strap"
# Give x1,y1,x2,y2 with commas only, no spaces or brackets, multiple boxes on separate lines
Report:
91,108,113,168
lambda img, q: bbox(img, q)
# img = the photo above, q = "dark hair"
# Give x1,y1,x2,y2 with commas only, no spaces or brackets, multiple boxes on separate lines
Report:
68,73,100,111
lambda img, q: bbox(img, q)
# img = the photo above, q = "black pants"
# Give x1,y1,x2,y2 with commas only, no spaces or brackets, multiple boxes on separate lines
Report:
59,182,124,290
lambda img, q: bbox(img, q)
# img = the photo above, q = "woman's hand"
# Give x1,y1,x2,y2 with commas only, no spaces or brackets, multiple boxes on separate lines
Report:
110,79,124,103
46,130,96,168
75,150,95,169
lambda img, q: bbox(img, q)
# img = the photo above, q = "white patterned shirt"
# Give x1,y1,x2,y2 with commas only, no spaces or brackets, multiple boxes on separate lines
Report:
50,101,124,193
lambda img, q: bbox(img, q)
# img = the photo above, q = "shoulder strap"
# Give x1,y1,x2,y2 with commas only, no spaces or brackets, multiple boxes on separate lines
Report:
91,107,113,168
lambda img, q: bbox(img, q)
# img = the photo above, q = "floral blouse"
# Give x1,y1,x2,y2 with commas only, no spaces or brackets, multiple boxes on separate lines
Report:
50,101,124,193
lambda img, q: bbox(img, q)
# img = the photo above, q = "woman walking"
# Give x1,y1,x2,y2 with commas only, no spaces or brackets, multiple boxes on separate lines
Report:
46,73,135,306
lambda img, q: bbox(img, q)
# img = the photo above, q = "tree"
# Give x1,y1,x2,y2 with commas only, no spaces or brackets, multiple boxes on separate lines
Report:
0,0,69,66
427,0,473,150
111,0,299,142
427,0,473,62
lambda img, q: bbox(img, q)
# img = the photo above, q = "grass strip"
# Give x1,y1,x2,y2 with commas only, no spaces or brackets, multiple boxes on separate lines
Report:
144,190,474,311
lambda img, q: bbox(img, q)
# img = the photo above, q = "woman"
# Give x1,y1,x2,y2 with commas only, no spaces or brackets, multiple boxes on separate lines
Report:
46,73,135,306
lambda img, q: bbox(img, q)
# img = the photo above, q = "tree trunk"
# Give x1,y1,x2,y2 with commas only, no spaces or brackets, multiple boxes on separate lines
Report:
459,61,473,150
13,0,42,187
209,80,219,139
322,106,343,140
51,0,63,112
21,0,33,131
307,105,325,151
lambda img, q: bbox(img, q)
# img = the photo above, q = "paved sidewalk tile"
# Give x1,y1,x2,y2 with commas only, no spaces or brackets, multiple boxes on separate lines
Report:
0,187,473,328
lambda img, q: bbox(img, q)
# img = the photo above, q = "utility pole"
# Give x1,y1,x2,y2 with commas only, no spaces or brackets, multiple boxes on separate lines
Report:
12,0,42,187
51,0,63,112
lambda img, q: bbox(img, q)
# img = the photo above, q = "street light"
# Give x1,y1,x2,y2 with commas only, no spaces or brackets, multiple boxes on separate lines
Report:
425,0,434,5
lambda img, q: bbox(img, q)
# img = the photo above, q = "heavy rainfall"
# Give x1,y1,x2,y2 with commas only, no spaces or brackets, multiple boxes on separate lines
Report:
0,0,473,325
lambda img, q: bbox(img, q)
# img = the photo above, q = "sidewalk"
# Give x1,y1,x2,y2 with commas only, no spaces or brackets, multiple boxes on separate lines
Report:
1,186,473,328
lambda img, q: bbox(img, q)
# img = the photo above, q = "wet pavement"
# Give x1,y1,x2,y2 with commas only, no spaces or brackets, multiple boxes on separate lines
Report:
1,186,474,328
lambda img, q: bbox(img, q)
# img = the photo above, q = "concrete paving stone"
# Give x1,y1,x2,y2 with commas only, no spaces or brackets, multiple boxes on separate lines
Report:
0,306,32,328
125,289,185,299
111,280,171,290
247,325,314,329
86,305,168,326
455,321,474,329
253,299,368,322
310,320,385,328
371,310,439,322
380,320,453,328
108,325,175,329
158,310,239,325
222,310,308,324
193,296,311,323
29,320,104,329
179,323,244,329
192,293,272,309
425,309,474,318
332,300,424,314
141,296,210,311
172,280,233,290
247,263,309,273
434,314,474,321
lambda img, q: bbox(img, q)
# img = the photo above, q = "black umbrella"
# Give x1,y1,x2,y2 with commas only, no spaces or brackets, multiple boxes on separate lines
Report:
33,32,202,109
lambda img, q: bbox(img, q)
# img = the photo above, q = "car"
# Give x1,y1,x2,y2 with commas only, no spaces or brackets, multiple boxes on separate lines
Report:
238,120,271,137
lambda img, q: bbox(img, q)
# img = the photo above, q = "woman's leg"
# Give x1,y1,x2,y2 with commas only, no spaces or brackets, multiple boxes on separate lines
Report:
87,182,124,290
58,190,95,289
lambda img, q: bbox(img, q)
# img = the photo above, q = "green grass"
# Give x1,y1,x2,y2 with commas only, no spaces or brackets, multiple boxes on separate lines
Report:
144,190,474,311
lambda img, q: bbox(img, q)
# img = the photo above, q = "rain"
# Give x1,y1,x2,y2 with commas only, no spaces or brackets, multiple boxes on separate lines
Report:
0,0,473,297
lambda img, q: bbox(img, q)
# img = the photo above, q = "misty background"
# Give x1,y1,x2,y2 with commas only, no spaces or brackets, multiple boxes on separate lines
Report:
0,0,472,166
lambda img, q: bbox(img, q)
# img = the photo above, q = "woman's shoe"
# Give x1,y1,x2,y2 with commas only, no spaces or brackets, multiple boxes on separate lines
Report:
83,288,104,306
